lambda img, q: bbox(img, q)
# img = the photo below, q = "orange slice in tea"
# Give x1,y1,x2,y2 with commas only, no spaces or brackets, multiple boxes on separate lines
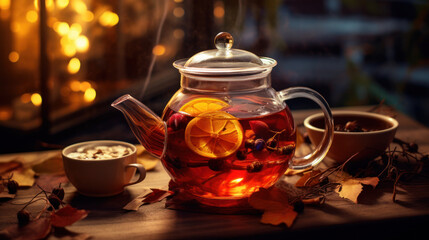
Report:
185,111,243,158
179,98,229,116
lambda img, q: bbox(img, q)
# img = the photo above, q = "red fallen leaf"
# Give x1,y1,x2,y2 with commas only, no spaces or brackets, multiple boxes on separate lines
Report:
35,173,68,192
0,217,52,240
249,120,272,139
143,188,174,204
51,205,88,228
249,187,298,227
295,170,322,187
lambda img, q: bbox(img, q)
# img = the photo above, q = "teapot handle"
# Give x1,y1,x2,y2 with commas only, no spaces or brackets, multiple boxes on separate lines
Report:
278,87,334,169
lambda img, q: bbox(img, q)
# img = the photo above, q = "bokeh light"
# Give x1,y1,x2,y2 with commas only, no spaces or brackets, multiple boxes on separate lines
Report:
152,45,166,56
67,58,81,74
31,93,42,106
99,11,119,27
8,51,19,63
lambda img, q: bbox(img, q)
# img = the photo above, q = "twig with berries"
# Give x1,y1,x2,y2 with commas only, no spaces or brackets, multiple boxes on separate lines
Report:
14,184,66,226
1,174,19,195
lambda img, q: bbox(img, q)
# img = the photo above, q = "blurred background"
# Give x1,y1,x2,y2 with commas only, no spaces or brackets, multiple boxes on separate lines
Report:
1,0,428,153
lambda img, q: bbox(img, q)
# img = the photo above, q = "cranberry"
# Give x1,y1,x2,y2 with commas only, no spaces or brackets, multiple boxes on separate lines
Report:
167,113,187,131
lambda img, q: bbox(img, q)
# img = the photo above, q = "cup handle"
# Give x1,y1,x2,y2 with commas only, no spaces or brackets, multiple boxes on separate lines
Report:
124,163,147,186
278,87,334,169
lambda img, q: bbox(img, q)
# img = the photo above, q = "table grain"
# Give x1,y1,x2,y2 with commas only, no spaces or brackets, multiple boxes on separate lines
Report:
1,106,429,240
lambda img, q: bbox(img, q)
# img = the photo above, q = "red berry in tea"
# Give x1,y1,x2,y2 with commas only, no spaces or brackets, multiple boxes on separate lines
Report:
167,113,187,131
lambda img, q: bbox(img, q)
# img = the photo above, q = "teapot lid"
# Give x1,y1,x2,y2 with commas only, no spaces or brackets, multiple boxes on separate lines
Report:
173,32,276,76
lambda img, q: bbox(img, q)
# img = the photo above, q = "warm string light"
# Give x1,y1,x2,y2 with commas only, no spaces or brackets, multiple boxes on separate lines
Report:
5,0,130,119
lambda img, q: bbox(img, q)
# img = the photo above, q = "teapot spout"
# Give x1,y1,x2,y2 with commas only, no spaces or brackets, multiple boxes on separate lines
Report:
111,94,166,158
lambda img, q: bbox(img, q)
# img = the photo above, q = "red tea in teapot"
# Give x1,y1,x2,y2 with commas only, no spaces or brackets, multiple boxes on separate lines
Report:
162,97,296,206
113,33,335,207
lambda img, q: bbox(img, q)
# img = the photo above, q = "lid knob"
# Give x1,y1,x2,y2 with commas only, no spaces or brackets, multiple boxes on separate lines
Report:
214,32,233,50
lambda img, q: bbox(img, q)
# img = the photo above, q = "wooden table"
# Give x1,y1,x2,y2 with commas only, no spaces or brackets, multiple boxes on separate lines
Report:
1,107,429,239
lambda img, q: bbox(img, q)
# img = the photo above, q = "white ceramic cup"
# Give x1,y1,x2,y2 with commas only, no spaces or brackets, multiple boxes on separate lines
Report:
62,140,146,197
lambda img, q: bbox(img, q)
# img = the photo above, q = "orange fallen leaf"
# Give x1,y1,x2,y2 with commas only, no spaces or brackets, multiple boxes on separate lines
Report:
260,208,298,227
248,187,297,227
32,154,64,174
295,170,321,187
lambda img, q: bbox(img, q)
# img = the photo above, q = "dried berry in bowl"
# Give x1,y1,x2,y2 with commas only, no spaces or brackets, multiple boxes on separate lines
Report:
304,111,398,164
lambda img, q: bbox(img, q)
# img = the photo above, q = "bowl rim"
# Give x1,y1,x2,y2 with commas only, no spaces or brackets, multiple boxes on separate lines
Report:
62,140,137,162
304,110,399,135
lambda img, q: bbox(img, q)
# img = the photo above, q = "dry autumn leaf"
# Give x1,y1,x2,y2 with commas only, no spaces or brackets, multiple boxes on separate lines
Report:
123,187,173,211
11,168,36,187
335,177,379,203
295,170,321,187
123,188,153,211
51,205,89,228
0,191,15,199
248,187,297,227
143,188,174,204
32,154,64,174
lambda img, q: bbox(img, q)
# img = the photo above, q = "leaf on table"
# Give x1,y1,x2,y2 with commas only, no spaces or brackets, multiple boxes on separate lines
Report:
51,205,89,228
260,208,298,227
143,188,174,204
0,216,52,240
335,177,379,203
248,187,298,227
123,188,153,211
0,187,15,199
32,154,64,174
35,173,68,192
295,170,321,187
0,161,22,175
10,168,36,187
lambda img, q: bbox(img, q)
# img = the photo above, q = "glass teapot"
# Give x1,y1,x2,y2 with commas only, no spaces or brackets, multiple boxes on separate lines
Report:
112,32,334,207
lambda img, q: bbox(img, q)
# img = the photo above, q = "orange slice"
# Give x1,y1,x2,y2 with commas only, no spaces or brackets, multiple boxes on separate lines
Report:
179,97,229,116
185,111,243,158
